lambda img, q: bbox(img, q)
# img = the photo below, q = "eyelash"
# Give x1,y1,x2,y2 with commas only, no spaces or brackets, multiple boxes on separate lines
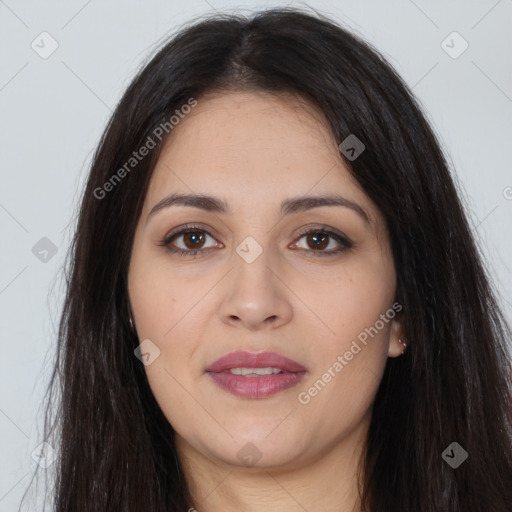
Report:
160,223,352,258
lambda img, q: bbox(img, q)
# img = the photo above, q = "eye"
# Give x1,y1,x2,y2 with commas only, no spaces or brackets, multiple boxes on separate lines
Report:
160,224,351,258
291,227,352,257
161,224,222,256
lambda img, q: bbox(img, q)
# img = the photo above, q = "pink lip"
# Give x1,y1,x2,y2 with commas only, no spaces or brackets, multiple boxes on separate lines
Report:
206,350,307,373
205,351,307,399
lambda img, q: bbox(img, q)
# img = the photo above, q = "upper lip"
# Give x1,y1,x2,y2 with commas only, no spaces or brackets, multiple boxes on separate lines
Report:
205,350,307,373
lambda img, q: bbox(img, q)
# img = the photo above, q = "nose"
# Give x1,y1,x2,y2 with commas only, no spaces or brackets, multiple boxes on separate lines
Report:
218,249,293,331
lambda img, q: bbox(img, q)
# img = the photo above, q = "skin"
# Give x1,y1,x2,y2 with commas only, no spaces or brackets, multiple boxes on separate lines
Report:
128,90,405,512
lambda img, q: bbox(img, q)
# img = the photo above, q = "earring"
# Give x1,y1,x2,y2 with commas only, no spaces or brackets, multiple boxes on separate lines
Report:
398,338,407,354
129,314,135,332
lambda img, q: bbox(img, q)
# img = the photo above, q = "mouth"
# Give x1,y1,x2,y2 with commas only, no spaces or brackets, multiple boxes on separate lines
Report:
205,350,307,399
227,367,287,376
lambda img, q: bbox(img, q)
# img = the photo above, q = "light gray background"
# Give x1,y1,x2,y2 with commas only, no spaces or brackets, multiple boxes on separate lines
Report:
1,0,511,509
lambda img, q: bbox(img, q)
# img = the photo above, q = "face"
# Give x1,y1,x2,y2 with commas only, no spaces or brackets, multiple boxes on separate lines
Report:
127,90,404,471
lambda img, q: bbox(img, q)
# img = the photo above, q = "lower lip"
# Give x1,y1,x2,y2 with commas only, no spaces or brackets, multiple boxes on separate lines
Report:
207,371,307,398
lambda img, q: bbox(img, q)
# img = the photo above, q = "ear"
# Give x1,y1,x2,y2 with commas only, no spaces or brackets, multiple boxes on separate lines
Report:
388,312,406,358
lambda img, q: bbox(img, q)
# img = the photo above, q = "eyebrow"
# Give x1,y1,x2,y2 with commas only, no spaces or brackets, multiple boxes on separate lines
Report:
147,192,371,225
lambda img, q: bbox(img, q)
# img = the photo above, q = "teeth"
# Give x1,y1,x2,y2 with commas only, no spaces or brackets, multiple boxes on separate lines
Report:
229,367,283,376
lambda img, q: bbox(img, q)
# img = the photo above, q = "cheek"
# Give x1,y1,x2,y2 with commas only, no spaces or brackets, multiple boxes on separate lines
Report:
128,248,210,388
293,253,394,409
143,363,211,442
129,261,205,431
295,315,390,443
128,247,207,339
295,251,395,346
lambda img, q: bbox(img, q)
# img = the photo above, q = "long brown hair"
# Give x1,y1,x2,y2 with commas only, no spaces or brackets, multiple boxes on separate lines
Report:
23,6,512,511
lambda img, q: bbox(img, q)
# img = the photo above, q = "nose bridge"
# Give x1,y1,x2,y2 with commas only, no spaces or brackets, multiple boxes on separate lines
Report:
231,236,277,302
219,234,293,329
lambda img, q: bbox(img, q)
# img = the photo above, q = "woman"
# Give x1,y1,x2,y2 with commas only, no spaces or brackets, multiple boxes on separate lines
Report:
30,6,512,512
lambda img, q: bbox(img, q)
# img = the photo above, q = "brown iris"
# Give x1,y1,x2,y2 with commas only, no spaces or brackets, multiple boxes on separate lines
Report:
183,231,206,249
306,232,329,250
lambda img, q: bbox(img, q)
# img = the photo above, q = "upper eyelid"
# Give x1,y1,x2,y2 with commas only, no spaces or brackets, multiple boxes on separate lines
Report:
294,224,348,240
163,223,221,244
163,224,350,249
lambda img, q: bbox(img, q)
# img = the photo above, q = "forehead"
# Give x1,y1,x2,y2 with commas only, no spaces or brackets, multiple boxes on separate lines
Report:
144,90,376,225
